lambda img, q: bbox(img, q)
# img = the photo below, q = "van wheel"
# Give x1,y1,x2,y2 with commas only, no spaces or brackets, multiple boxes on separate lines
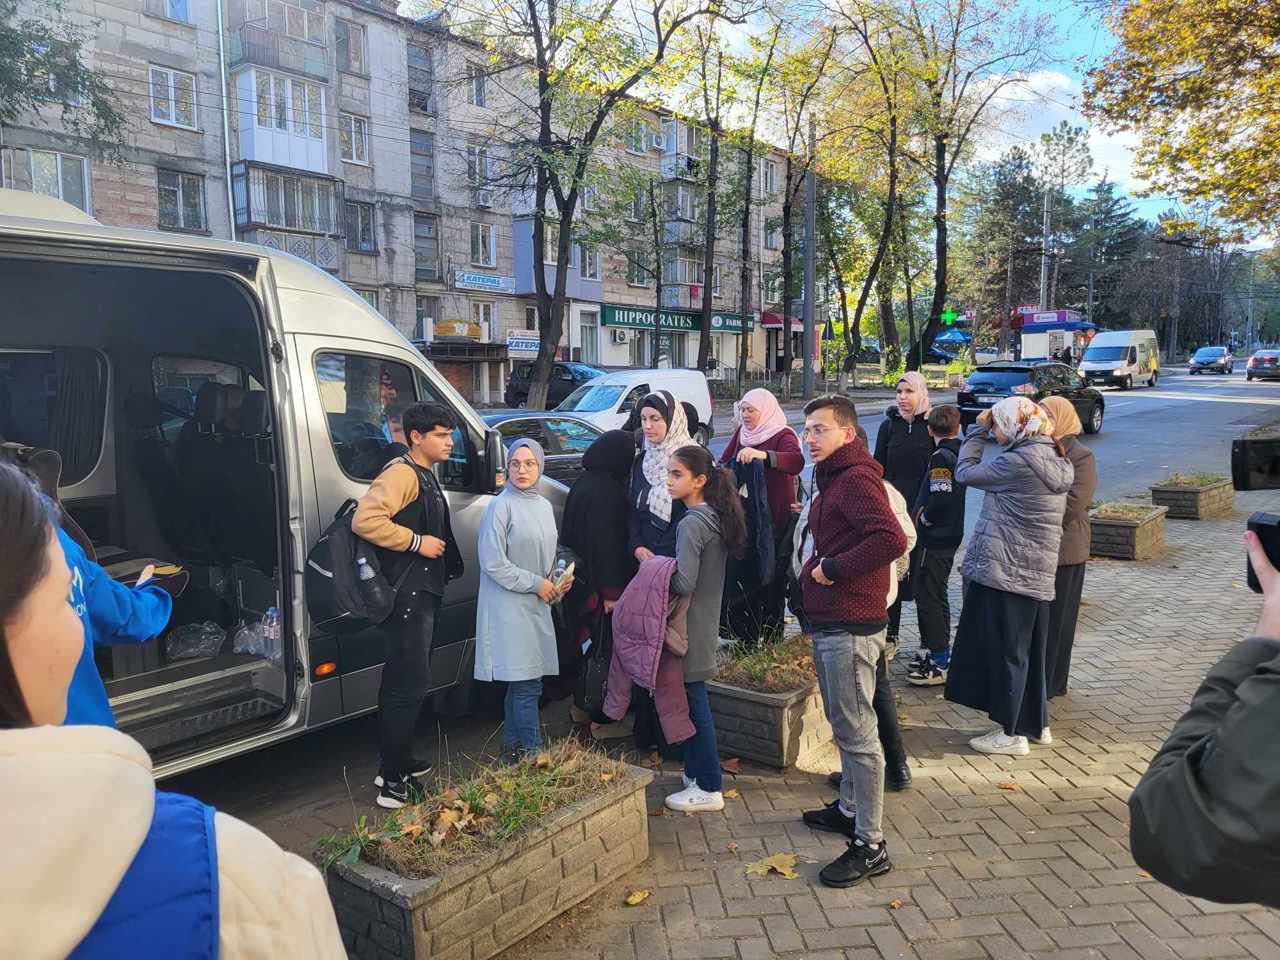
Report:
694,425,710,447
1123,375,1133,391
1085,402,1104,435
1149,371,1158,387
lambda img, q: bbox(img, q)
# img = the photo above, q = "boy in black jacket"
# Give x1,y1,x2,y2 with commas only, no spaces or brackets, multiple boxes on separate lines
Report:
906,405,966,686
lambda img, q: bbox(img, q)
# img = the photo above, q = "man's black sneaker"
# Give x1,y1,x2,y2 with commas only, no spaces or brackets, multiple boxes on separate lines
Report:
819,838,892,888
802,800,857,838
906,661,948,687
886,760,913,792
376,774,426,810
907,649,931,671
373,759,433,789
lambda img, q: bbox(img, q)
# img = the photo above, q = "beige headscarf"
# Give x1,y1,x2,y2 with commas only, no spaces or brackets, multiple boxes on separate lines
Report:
1040,396,1082,440
991,396,1055,445
895,371,931,421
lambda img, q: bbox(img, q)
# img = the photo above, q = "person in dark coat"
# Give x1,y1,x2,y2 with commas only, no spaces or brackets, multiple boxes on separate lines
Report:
1040,397,1098,699
720,388,802,643
874,372,934,652
559,430,637,716
1128,530,1280,909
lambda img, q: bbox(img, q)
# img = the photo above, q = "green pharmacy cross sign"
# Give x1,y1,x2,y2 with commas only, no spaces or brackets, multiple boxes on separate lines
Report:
940,309,958,327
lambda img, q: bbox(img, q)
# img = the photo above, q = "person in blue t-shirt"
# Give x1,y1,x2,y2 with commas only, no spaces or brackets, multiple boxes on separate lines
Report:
57,527,176,727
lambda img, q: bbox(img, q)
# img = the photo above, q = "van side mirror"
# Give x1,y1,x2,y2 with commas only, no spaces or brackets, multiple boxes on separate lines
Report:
484,428,506,493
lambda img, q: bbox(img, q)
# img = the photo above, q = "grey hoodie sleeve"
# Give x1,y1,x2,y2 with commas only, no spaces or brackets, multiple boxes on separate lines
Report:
671,516,706,597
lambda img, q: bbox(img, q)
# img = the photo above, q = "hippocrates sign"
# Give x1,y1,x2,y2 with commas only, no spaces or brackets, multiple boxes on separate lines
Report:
601,304,751,334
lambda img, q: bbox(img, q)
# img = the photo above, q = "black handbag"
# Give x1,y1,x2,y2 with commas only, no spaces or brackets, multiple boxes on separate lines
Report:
575,610,613,713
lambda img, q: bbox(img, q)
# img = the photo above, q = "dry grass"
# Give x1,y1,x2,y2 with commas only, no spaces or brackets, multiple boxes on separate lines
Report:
1092,501,1159,521
716,634,816,694
1159,472,1227,487
318,739,625,880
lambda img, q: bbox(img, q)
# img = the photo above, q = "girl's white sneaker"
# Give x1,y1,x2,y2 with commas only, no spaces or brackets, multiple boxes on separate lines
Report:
665,785,725,812
969,729,1030,756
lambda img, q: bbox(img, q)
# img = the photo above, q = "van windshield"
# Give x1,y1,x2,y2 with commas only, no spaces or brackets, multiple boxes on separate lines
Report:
1084,346,1127,362
556,383,624,413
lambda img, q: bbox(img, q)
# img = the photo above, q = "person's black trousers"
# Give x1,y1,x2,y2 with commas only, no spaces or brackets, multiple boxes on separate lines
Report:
915,546,958,656
378,593,441,779
1046,563,1086,699
874,650,906,766
886,544,922,641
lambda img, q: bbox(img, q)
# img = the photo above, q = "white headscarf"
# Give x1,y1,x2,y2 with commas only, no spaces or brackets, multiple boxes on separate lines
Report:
640,391,692,523
991,396,1054,446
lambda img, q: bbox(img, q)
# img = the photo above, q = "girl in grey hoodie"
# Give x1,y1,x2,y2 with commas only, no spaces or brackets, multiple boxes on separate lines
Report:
663,445,747,813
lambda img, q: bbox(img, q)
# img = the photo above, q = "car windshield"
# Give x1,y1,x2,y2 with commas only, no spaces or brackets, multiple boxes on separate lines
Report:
1084,346,1127,362
1194,348,1225,360
966,370,1031,389
556,383,625,413
568,364,604,379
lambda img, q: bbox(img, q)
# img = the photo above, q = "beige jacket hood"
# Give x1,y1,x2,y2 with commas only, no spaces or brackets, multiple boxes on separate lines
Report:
0,725,344,960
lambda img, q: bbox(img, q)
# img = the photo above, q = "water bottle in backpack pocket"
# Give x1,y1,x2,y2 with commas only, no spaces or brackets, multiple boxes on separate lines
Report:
305,498,397,634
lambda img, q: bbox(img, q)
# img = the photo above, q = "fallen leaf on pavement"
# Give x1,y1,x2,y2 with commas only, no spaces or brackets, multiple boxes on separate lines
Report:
997,782,1020,791
721,757,742,775
889,899,905,910
401,822,423,840
624,889,651,906
534,751,553,769
649,807,668,817
645,752,663,769
745,852,798,880
600,772,615,783
727,842,739,852
1138,870,1152,878
723,789,740,799
433,809,462,834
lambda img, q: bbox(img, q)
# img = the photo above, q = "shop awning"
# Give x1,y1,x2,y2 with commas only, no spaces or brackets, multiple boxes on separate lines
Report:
761,312,803,329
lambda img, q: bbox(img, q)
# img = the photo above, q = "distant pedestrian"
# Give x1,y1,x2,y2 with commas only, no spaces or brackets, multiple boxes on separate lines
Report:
1040,396,1098,699
475,439,567,758
945,397,1073,756
905,405,967,687
797,395,908,887
719,388,803,642
0,462,345,959
875,371,933,657
661,445,747,813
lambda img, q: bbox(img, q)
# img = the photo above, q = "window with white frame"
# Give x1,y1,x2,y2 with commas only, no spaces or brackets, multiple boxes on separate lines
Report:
764,219,780,250
626,121,647,154
29,43,84,105
629,190,645,222
713,263,722,298
466,143,490,185
344,201,375,253
581,185,599,211
662,253,702,286
579,244,599,280
255,72,322,139
157,170,205,231
334,19,366,74
246,167,339,232
470,221,496,266
354,288,378,311
414,213,440,280
763,159,777,194
764,273,782,303
671,184,695,221
292,79,323,139
266,0,324,44
30,150,88,212
466,63,486,107
339,113,368,163
149,66,196,129
471,301,494,340
410,129,434,200
150,0,190,21
627,250,650,287
416,295,440,340
544,221,560,265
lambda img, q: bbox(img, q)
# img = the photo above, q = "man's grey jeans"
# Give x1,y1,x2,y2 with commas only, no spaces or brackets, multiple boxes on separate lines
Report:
812,627,886,844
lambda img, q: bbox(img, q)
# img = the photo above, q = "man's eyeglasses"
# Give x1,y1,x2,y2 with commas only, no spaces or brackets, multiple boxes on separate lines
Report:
801,424,839,440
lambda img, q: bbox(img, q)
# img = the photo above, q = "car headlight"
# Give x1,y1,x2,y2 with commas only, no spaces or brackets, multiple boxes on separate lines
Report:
1113,369,1126,376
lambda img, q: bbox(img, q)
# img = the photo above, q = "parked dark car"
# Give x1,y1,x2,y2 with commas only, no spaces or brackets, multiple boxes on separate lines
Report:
1247,350,1280,382
1189,346,1234,375
481,410,603,485
504,361,604,408
957,362,1104,435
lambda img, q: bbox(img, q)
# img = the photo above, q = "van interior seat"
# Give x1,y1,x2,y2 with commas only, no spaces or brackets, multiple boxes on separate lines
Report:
221,390,276,570
123,391,200,556
176,383,235,556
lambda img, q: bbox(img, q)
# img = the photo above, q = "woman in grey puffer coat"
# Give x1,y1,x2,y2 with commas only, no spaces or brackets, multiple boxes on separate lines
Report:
945,397,1074,757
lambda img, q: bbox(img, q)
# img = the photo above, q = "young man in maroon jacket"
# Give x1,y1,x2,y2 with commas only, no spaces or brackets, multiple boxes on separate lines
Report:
798,395,909,887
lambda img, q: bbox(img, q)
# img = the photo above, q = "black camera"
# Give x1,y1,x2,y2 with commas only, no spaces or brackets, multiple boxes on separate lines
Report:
1232,438,1280,592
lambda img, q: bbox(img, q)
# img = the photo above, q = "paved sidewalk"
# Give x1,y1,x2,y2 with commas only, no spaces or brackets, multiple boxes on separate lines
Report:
498,491,1280,960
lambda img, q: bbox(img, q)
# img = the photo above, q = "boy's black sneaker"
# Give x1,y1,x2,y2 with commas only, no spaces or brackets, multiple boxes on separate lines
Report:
376,774,426,810
802,800,857,838
906,661,948,687
819,837,892,888
907,649,931,671
373,759,433,789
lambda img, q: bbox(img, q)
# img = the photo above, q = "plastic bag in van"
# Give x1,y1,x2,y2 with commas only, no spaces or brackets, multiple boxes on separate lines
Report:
165,621,226,660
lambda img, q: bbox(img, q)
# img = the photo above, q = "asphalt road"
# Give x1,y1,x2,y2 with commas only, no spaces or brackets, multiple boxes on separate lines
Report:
168,367,1280,846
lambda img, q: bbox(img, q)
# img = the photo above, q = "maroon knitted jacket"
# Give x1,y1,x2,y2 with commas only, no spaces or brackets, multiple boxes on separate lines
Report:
800,440,909,632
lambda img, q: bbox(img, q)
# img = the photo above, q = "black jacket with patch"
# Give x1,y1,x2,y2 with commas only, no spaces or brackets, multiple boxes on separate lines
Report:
912,438,965,549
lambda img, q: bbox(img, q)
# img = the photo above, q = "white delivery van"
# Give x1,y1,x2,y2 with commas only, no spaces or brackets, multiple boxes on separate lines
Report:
0,190,563,777
552,368,716,443
1080,330,1160,389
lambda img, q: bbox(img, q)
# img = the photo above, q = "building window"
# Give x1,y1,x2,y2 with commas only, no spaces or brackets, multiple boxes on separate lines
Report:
157,170,206,231
234,163,340,233
525,306,537,331
354,288,378,310
663,253,701,286
713,263,722,298
414,213,439,281
764,273,782,303
334,19,366,74
410,129,434,201
629,191,645,222
764,220,780,250
30,150,88,212
344,201,375,253
579,244,599,281
543,222,559,265
267,0,324,43
408,44,435,113
626,121,647,154
416,295,439,340
627,250,649,287
581,186,598,212
579,311,599,364
470,221,496,267
149,66,197,129
339,113,369,164
762,159,777,195
147,0,190,22
466,63,486,107
466,143,490,185
472,301,494,340
255,72,322,139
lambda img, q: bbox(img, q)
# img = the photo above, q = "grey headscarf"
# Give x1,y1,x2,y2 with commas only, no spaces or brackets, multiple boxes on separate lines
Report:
504,438,545,499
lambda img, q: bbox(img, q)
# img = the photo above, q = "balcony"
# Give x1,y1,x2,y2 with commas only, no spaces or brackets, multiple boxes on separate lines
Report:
231,161,344,237
230,22,329,82
661,152,701,181
664,220,700,245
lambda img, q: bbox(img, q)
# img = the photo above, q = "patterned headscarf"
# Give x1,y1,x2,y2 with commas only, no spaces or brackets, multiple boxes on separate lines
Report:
639,390,692,522
1040,396,1082,440
895,371,931,421
991,396,1054,446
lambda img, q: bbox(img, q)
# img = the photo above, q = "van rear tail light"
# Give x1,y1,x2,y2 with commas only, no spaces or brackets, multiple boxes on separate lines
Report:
314,662,337,678
1012,382,1035,395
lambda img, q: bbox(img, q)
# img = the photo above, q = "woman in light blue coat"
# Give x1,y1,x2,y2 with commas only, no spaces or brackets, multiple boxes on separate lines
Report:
475,438,566,754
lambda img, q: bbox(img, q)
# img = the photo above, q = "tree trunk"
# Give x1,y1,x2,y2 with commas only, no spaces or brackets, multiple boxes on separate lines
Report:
908,127,949,372
698,126,720,372
877,261,900,369
528,158,567,409
780,156,796,399
649,180,663,368
1000,230,1015,357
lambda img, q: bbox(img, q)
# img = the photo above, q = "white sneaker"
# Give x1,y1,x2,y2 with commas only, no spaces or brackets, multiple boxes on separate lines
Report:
665,784,725,813
682,773,696,789
969,729,1030,756
1030,727,1052,745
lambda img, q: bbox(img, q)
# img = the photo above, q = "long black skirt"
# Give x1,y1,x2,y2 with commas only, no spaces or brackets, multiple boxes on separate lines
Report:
1045,563,1086,699
945,581,1049,738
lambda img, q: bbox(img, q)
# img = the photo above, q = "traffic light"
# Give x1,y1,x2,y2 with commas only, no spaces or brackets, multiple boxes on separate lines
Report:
940,309,957,327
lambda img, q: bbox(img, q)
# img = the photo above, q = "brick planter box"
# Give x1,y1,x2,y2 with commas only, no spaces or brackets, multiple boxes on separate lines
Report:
324,766,654,960
1150,478,1234,519
707,680,831,768
1089,505,1168,560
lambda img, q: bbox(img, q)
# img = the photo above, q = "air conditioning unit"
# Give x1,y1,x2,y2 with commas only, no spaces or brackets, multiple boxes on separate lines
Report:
651,132,665,151
475,188,494,208
610,328,629,345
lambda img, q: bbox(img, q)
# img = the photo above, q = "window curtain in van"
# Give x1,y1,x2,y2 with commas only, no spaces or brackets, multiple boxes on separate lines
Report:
51,348,106,485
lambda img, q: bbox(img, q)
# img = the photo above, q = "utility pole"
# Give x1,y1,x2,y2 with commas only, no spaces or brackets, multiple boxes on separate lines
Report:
1038,189,1052,311
1247,254,1256,353
1168,254,1181,363
802,116,816,400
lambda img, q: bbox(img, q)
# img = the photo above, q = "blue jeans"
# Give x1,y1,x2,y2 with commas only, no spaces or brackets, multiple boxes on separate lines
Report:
683,681,723,793
503,679,543,752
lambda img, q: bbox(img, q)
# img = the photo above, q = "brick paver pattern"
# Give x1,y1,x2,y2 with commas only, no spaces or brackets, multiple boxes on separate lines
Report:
498,492,1280,960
